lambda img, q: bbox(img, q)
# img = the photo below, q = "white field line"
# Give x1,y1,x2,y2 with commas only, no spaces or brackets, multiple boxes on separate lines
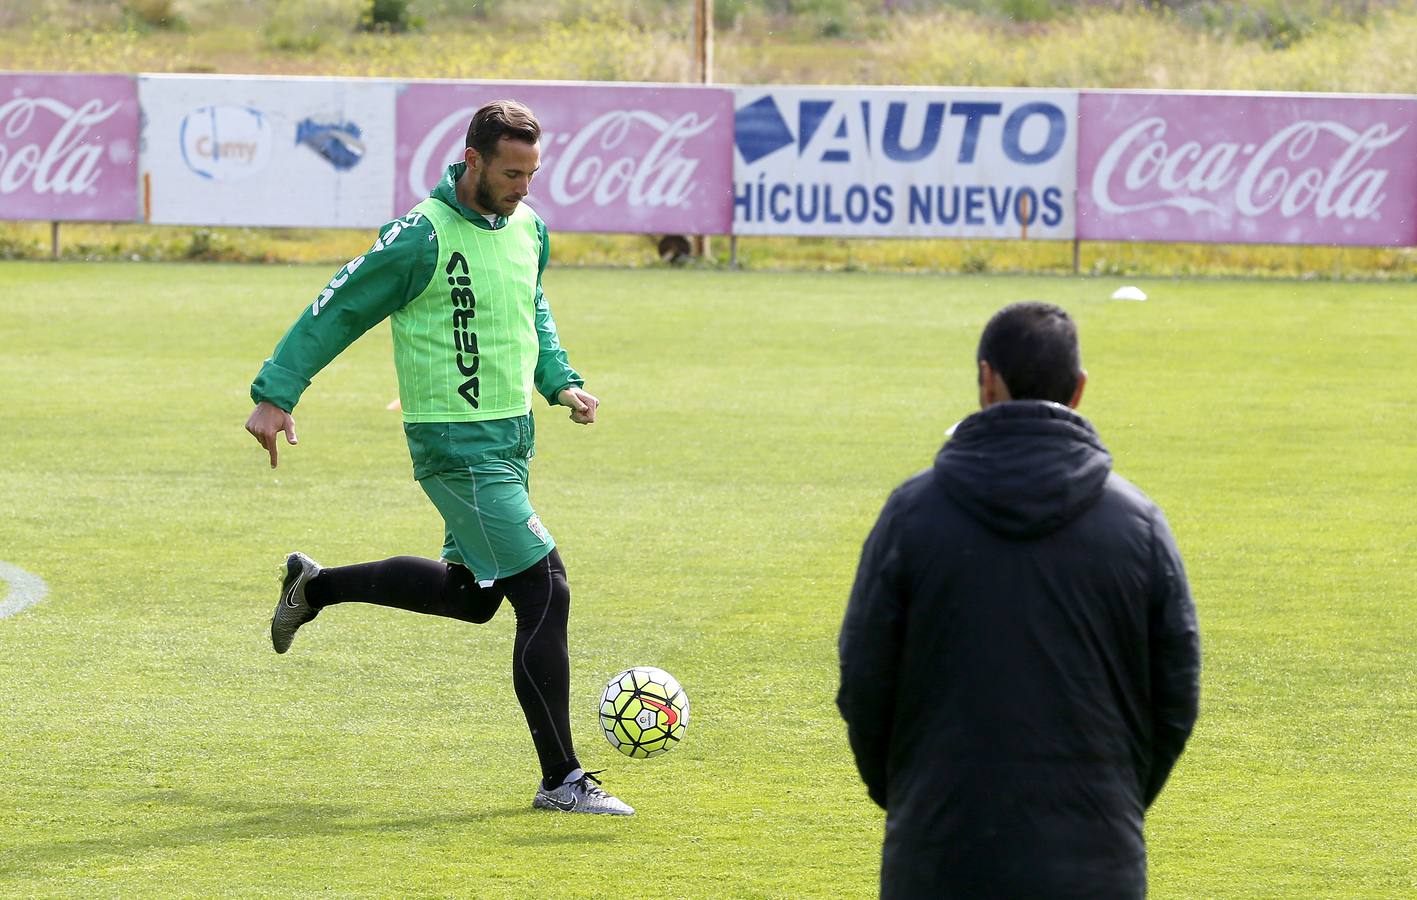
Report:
0,563,48,619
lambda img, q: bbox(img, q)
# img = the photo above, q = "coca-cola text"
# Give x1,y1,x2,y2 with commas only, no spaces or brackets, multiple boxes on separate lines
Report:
0,95,121,197
1090,116,1406,222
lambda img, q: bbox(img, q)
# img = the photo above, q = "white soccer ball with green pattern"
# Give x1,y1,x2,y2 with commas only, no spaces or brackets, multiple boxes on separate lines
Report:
599,666,689,759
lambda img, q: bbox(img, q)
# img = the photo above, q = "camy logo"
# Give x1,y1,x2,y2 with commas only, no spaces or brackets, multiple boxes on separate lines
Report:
179,105,272,181
734,94,1068,167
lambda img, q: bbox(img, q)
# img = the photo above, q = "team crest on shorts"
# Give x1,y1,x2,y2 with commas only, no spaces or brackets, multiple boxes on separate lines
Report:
526,514,550,544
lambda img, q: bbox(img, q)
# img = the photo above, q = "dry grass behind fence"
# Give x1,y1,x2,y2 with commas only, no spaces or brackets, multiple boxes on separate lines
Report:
3,2,1417,276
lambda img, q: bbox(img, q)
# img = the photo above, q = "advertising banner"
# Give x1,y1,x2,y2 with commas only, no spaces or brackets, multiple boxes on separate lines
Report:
1078,91,1417,246
732,87,1077,239
139,74,396,228
0,72,139,221
395,81,735,235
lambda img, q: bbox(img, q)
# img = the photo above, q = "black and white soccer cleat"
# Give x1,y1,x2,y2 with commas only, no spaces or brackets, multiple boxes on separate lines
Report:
533,770,634,816
270,551,322,654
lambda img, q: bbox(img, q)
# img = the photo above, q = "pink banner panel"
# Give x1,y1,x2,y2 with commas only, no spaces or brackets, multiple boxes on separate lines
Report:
1078,91,1417,246
396,81,734,234
0,73,139,221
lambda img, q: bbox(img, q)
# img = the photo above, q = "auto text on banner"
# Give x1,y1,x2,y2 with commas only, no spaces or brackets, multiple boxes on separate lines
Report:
1078,91,1417,246
732,87,1078,239
139,74,397,228
395,82,735,235
0,72,139,222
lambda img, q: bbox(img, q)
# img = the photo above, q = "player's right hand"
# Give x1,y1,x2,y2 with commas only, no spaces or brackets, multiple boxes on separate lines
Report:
558,386,599,425
245,401,298,469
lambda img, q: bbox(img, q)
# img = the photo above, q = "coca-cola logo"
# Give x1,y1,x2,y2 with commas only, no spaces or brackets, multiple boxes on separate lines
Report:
0,94,129,197
407,107,714,210
1091,116,1406,221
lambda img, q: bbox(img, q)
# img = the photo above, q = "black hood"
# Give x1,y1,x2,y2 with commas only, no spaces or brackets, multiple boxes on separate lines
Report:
933,401,1112,539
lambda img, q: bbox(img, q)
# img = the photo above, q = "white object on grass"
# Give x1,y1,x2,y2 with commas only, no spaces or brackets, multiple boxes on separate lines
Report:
1111,285,1148,301
0,563,48,619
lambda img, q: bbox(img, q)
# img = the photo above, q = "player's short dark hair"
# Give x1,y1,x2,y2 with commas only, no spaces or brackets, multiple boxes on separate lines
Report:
976,302,1081,404
465,100,541,161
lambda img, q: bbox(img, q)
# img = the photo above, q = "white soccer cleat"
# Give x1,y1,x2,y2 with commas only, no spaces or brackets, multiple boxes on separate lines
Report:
533,770,635,816
270,552,322,654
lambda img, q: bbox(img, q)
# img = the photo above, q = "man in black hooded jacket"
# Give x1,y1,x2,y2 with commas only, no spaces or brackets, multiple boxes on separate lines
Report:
838,302,1200,899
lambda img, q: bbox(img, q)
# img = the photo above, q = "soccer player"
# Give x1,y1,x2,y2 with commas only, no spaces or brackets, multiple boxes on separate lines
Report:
838,302,1200,897
244,100,633,816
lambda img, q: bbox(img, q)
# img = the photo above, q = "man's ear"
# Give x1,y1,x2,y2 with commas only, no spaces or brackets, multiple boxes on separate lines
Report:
464,146,481,172
979,360,1010,408
1068,370,1088,409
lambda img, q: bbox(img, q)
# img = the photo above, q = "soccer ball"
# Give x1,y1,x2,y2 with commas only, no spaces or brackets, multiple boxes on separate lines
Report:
599,666,689,759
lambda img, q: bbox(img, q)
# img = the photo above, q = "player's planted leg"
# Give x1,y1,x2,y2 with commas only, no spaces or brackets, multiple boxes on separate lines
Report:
502,550,633,816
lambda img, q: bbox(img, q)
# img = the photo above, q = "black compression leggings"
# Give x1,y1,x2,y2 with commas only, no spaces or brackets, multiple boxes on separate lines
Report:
305,549,579,784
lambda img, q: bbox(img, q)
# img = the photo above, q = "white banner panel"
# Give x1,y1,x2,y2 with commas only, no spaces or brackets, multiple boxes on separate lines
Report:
733,87,1077,239
139,75,395,227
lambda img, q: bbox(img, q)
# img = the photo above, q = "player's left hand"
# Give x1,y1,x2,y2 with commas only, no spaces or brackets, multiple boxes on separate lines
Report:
558,387,599,424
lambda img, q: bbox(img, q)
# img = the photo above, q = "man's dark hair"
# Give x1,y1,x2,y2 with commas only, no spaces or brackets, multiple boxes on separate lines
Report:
465,100,541,161
976,301,1081,404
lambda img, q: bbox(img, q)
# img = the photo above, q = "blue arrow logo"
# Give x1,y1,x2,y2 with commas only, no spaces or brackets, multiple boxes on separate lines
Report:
734,95,795,164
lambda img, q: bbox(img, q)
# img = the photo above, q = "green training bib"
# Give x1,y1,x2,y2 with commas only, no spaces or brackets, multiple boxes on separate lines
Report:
391,198,541,422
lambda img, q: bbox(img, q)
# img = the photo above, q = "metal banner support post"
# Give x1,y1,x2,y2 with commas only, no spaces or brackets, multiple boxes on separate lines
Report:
693,0,713,260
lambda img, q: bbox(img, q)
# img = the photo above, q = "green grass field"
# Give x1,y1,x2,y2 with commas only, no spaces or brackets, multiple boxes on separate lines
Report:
1,261,1414,897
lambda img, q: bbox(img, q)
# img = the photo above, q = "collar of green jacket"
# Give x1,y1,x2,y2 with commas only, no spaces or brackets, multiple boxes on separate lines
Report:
432,162,505,230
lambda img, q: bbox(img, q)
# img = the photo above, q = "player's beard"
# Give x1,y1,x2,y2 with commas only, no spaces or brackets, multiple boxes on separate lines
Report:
474,169,513,217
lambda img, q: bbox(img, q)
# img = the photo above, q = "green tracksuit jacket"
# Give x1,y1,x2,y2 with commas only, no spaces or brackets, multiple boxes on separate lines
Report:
250,163,582,480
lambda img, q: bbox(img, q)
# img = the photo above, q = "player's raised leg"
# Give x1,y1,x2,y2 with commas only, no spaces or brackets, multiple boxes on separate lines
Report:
269,553,503,653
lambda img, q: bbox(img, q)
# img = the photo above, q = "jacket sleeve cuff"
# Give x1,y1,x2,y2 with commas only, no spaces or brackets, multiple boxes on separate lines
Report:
250,360,310,412
540,379,584,406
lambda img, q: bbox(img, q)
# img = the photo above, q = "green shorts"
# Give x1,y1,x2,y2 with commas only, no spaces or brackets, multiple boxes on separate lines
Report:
418,459,555,585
